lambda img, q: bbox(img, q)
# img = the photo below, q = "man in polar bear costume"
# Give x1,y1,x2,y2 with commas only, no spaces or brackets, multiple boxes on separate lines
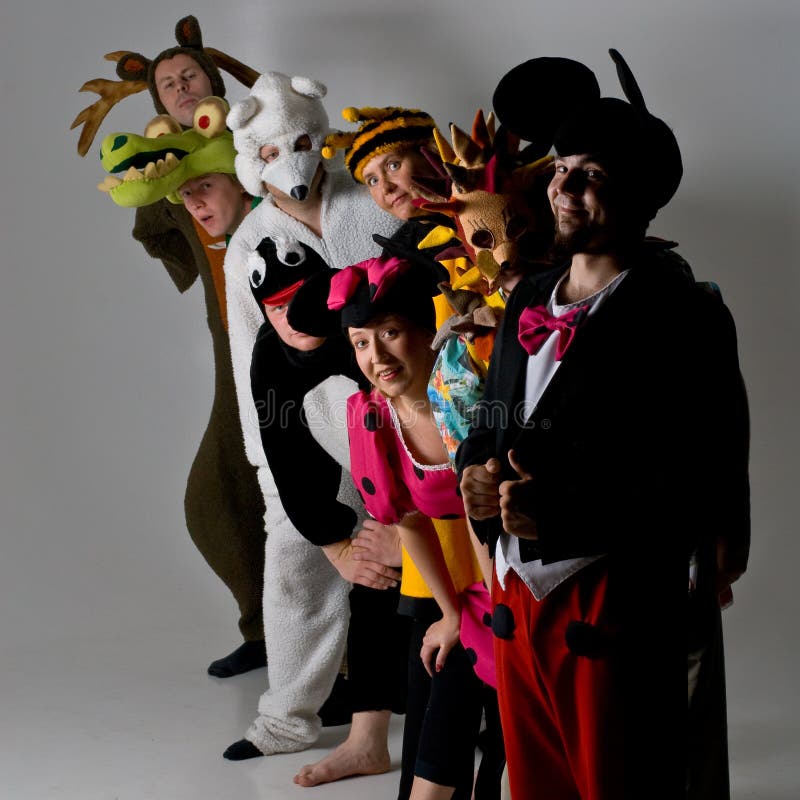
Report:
221,71,401,760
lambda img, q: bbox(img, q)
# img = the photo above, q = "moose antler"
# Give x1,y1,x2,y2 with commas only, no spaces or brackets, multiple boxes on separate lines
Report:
205,47,260,89
71,53,147,157
71,78,148,157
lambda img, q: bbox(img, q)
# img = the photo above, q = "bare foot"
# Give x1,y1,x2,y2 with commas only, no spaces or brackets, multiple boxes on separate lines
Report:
293,740,391,787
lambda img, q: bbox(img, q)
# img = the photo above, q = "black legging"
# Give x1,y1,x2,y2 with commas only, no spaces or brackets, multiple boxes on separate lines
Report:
346,583,411,714
398,609,505,800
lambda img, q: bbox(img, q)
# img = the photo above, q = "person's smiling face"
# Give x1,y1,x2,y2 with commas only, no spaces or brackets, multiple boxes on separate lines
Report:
349,314,434,399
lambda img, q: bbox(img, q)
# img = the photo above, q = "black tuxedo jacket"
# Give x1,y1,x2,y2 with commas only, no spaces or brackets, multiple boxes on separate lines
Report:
456,251,750,582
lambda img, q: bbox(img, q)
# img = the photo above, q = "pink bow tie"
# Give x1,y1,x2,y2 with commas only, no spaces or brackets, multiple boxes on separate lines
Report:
517,304,589,360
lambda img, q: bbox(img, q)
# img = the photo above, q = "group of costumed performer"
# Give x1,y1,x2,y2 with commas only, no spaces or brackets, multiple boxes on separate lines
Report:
75,18,746,797
73,16,268,678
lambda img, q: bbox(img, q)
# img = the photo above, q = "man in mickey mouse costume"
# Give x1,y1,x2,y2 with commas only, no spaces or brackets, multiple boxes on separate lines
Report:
458,50,750,799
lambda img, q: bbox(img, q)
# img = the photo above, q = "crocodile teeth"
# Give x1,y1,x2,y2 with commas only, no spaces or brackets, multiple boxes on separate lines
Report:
164,152,179,170
97,175,122,193
155,158,167,176
143,162,158,179
123,166,144,182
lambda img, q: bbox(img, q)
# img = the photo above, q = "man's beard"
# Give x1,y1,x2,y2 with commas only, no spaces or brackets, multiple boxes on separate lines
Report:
550,218,625,261
551,221,594,260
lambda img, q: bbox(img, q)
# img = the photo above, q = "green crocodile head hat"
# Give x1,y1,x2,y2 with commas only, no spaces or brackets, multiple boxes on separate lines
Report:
97,97,238,207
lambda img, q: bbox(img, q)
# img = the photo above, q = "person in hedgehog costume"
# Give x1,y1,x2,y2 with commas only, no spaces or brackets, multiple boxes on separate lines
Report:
220,71,404,763
72,16,268,678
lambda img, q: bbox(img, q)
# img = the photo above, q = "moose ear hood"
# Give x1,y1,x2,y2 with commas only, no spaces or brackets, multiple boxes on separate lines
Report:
145,16,226,116
72,15,259,157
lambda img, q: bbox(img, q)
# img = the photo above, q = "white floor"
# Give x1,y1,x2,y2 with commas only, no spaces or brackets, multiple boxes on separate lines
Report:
2,622,406,800
2,588,800,800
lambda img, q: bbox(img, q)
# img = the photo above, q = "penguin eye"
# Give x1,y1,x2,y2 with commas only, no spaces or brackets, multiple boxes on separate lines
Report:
282,249,306,266
250,268,264,289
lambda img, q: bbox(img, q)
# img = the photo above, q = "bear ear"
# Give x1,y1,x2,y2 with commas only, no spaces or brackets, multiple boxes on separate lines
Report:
290,76,327,99
116,52,151,81
226,96,260,130
175,15,203,49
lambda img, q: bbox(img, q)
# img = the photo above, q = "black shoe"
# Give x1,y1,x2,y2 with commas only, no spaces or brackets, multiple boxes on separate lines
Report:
318,673,354,727
223,739,263,760
208,641,266,678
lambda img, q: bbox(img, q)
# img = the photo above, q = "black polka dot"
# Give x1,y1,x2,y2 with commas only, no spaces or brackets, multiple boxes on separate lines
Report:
361,477,376,495
439,513,460,520
465,647,477,666
364,411,379,432
482,612,492,627
413,466,425,480
492,604,515,639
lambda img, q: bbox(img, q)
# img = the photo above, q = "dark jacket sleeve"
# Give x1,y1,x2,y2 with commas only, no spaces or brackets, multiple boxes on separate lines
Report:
250,326,357,547
131,200,199,293
455,278,538,553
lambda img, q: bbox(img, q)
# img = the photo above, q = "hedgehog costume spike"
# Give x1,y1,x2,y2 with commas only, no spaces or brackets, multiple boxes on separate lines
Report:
74,17,268,681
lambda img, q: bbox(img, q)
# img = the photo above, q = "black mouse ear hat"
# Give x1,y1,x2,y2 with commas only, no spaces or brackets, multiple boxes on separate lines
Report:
492,56,601,161
554,49,682,218
493,49,682,219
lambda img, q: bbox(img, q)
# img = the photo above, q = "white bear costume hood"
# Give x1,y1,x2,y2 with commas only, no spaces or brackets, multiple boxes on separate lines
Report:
227,72,332,200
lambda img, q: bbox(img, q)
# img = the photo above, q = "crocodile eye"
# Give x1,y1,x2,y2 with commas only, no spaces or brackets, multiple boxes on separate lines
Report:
194,97,230,138
144,115,182,138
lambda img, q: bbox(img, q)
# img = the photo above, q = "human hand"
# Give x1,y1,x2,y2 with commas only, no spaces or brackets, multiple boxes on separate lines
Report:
420,613,461,677
352,520,403,567
499,449,538,539
460,459,502,520
714,536,747,596
322,539,401,589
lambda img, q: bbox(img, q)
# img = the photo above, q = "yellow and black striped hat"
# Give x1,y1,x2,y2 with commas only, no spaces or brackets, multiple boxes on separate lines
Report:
322,106,437,183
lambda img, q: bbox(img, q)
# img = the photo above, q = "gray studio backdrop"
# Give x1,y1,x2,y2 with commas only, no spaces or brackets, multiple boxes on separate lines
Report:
1,0,798,797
